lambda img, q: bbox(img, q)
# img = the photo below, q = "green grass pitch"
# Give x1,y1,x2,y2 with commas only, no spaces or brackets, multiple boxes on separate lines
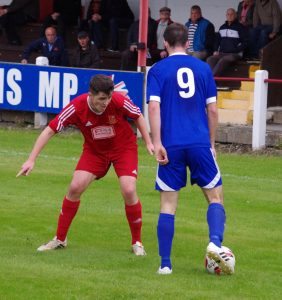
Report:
0,127,281,299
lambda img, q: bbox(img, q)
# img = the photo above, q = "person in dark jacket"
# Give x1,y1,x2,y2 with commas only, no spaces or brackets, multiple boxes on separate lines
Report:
87,0,134,51
206,8,247,76
150,6,174,63
21,26,69,66
0,0,39,45
40,0,81,40
120,11,157,71
237,0,255,28
71,31,100,68
185,5,215,60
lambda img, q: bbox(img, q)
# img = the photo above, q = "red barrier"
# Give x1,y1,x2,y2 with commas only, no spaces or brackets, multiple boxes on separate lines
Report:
214,77,282,84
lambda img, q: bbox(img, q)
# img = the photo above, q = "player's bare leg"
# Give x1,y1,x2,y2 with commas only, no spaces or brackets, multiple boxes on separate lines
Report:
119,176,146,256
37,171,96,251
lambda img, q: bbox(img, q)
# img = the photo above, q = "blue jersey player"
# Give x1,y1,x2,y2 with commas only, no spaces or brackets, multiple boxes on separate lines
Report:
147,23,234,275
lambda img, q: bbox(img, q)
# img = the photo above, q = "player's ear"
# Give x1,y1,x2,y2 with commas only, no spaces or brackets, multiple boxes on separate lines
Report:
164,40,169,49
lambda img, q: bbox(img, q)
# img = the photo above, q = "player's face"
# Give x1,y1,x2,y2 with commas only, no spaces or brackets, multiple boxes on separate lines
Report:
88,91,112,113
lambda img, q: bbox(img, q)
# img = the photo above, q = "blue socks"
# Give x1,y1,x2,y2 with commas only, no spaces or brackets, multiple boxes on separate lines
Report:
207,203,226,247
157,213,175,269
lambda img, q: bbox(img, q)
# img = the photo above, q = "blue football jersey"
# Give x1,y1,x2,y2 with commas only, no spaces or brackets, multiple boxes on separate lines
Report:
147,53,217,149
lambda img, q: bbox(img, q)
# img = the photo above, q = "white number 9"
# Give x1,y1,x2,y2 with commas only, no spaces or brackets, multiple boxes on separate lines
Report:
177,67,195,99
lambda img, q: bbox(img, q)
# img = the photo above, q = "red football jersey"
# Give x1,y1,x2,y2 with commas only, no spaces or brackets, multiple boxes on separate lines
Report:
49,92,141,153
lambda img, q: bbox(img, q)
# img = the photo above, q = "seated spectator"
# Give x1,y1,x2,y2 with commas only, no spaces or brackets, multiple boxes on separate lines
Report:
185,5,215,60
40,0,81,40
207,8,247,76
120,9,157,71
249,0,281,59
71,31,100,68
87,0,134,52
21,26,69,66
150,6,173,63
0,0,38,45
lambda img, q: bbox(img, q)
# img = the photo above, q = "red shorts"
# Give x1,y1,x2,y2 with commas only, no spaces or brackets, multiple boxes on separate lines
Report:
75,146,138,179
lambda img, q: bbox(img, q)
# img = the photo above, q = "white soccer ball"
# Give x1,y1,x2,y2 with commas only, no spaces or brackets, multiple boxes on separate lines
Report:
205,246,235,275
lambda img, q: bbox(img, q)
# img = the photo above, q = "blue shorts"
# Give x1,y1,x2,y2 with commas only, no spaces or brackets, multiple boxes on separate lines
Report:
155,147,222,191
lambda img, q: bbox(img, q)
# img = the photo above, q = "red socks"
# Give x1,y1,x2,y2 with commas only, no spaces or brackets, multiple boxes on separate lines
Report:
125,200,142,245
56,197,80,241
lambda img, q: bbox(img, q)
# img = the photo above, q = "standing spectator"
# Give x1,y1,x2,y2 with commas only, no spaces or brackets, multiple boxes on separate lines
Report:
120,10,157,71
17,74,154,256
237,0,255,58
40,0,81,40
207,8,247,76
0,0,38,45
86,0,103,48
237,0,255,28
150,6,173,63
87,0,134,52
21,26,69,66
249,0,281,59
71,31,100,68
185,5,215,60
147,23,233,275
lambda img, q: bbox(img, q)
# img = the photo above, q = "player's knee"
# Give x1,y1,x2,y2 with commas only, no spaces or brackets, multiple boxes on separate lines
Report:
68,180,85,196
121,185,136,200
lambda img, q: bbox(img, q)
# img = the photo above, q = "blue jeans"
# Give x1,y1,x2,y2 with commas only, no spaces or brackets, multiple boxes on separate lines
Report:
249,25,273,57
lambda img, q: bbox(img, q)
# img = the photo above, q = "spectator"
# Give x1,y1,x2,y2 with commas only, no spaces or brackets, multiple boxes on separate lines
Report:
0,0,38,45
185,5,215,60
237,0,255,59
249,0,281,59
86,0,103,48
120,10,157,71
40,0,81,40
237,0,255,28
21,26,69,66
150,6,173,63
87,0,134,52
71,31,100,68
206,8,247,76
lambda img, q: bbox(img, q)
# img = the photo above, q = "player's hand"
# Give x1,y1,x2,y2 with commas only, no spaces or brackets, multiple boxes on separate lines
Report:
146,142,154,155
16,160,35,177
154,145,169,165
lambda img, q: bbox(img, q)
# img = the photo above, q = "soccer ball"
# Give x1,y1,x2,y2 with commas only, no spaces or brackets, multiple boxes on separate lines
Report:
205,246,235,275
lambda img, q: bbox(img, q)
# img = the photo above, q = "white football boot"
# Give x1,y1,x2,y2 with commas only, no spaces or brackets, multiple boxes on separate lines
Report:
132,241,146,256
157,266,172,275
206,242,234,274
37,236,67,251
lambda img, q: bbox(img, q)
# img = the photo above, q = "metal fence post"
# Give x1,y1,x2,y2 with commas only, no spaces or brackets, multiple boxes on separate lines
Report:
252,70,268,150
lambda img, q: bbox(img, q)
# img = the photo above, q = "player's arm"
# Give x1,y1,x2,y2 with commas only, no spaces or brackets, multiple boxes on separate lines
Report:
207,102,218,158
16,126,56,177
134,114,154,155
148,101,168,165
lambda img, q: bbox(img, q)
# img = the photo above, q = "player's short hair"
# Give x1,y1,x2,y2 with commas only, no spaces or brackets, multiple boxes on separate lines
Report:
89,74,114,95
163,23,188,48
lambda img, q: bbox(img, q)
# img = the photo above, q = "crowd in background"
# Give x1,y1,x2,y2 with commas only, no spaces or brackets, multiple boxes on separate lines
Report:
0,0,281,74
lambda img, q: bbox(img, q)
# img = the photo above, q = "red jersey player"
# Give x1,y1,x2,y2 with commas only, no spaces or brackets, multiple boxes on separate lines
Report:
17,74,154,255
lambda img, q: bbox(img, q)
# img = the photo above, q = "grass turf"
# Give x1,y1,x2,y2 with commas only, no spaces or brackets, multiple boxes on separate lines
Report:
0,127,281,299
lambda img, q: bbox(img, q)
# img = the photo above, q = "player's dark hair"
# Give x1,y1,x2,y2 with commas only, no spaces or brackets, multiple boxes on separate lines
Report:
163,23,188,47
89,74,114,95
